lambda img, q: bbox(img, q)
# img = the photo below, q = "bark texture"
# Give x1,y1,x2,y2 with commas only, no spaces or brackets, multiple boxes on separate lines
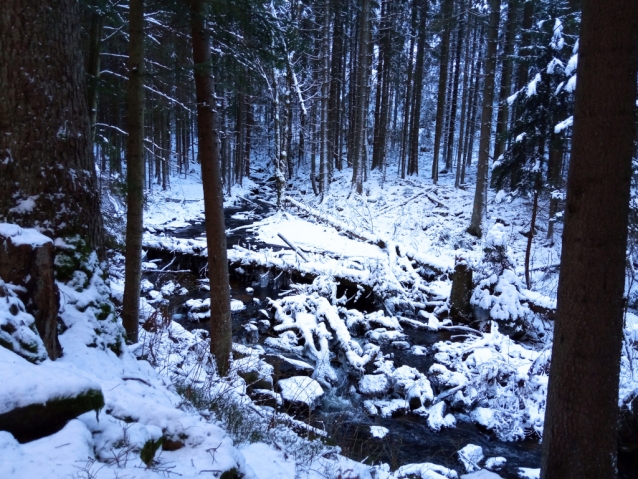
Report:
0,0,103,252
122,0,145,344
0,230,59,360
467,0,501,238
190,0,232,376
540,1,638,477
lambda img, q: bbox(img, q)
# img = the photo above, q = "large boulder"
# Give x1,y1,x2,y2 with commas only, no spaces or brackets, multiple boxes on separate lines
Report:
0,347,104,442
0,224,59,359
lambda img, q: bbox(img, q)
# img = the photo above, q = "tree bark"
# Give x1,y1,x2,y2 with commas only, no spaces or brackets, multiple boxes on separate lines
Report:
467,0,501,238
351,0,370,194
328,0,344,172
407,0,428,176
86,11,104,147
190,0,232,376
493,0,517,163
0,0,104,252
431,0,453,183
122,0,145,344
444,4,465,173
540,1,638,477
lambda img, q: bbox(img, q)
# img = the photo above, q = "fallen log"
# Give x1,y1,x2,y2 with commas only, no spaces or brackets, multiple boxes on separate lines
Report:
283,197,387,249
277,233,309,262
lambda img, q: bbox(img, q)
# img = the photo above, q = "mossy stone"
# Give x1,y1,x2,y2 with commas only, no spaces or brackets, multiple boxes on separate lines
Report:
0,388,104,442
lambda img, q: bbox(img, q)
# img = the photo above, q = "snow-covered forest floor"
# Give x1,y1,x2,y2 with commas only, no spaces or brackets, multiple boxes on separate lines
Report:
3,161,638,479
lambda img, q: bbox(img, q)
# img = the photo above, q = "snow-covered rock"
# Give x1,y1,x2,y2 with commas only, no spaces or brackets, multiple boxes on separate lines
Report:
484,457,507,472
359,374,390,396
278,376,324,407
457,444,484,473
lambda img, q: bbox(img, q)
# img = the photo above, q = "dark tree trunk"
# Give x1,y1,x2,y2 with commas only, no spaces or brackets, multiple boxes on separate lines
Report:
467,0,501,238
407,0,428,176
540,1,638,477
351,0,370,194
399,0,418,179
122,0,145,344
190,0,232,376
455,12,474,188
493,0,517,163
444,6,465,173
328,0,344,172
0,0,104,252
86,11,104,146
431,0,453,183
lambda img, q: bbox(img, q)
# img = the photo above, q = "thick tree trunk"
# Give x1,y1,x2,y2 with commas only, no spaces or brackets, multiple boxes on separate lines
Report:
122,0,145,344
190,0,232,376
467,0,501,238
540,1,638,477
0,0,104,252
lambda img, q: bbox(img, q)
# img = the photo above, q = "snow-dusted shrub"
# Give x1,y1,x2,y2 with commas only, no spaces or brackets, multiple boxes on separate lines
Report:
428,322,547,441
0,280,48,363
470,224,535,332
55,237,125,355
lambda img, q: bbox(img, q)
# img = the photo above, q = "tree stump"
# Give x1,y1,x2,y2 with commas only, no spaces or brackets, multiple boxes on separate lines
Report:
449,255,473,323
0,224,59,359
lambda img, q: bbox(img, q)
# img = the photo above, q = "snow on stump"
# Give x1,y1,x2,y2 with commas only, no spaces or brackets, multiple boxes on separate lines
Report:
0,224,59,359
0,347,104,442
457,444,484,473
0,280,48,363
278,376,324,410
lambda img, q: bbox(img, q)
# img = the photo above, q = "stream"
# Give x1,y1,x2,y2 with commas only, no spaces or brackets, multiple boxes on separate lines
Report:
143,196,638,479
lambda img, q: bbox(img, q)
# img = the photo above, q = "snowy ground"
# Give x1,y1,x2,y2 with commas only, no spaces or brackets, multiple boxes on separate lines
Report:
3,160,638,479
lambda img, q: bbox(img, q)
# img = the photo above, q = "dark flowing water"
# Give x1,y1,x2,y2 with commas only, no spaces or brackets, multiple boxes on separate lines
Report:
143,200,638,479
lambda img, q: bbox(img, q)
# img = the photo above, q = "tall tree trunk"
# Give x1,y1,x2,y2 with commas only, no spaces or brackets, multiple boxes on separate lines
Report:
467,0,501,238
431,0,453,183
493,0,517,163
245,98,253,178
351,0,370,194
121,0,145,344
234,91,245,186
444,5,466,172
399,0,418,179
86,11,104,147
320,0,331,198
455,11,474,188
540,1,638,477
407,0,428,176
0,0,104,251
190,0,232,376
328,0,344,172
